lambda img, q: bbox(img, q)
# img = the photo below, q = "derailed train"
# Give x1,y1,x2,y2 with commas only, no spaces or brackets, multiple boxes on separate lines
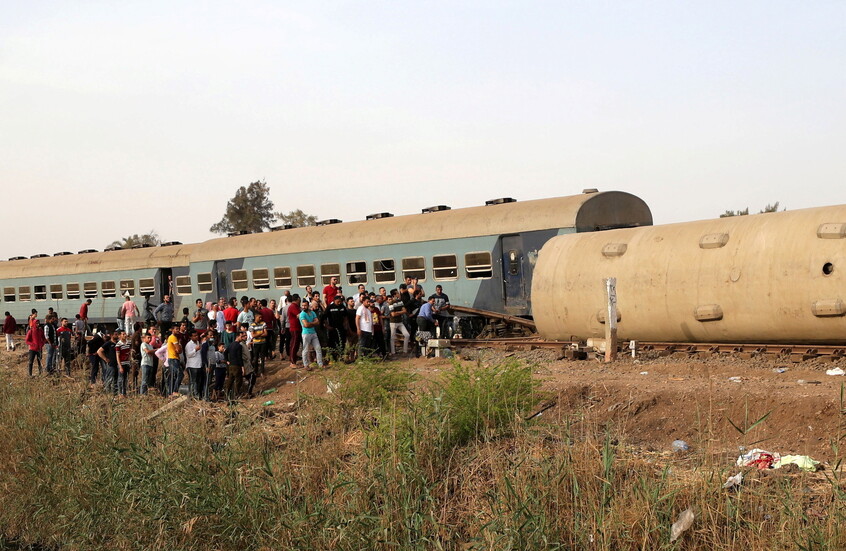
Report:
0,190,651,328
533,203,846,344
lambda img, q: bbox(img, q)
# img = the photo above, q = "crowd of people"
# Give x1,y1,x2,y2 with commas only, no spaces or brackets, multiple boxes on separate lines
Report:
2,277,453,401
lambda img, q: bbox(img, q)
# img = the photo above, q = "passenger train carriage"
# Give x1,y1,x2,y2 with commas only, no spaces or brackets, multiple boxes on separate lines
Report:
0,191,652,328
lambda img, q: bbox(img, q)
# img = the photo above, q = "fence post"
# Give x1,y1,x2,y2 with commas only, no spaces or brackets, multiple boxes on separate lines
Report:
605,277,617,362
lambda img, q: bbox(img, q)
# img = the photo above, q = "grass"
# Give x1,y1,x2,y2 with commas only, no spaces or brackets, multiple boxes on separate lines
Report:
0,359,843,550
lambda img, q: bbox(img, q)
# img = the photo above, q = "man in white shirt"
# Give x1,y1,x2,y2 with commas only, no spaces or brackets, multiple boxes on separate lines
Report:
355,296,374,357
184,330,203,399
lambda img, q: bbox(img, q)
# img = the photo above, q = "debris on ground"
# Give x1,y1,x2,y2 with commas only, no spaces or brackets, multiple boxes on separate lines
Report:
722,472,743,490
670,507,695,542
773,455,821,472
825,367,845,376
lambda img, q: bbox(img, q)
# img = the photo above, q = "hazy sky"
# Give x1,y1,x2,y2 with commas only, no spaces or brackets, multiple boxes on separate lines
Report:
2,1,844,259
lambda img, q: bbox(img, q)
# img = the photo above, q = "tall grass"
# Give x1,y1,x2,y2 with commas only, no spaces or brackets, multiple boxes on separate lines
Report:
0,360,843,550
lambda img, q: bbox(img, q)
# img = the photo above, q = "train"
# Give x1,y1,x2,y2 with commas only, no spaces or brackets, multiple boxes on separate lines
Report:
533,203,846,344
0,190,652,329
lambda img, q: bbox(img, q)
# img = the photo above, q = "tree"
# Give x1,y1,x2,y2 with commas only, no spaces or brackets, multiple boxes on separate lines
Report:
275,209,317,228
210,181,276,234
107,231,160,249
720,202,783,218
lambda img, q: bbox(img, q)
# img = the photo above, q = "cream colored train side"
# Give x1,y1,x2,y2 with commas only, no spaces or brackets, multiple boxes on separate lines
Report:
533,204,846,344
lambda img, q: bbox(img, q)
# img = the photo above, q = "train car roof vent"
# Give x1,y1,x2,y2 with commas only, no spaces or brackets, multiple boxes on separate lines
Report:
422,205,451,213
78,249,98,254
53,251,73,256
9,256,26,261
30,254,49,258
485,197,516,206
582,188,599,194
317,219,342,226
104,246,123,252
227,230,251,237
271,225,294,231
160,241,182,246
131,243,154,249
366,212,394,220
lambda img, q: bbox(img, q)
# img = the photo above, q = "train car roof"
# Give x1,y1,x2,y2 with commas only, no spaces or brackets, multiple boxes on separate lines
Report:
0,243,195,279
0,191,651,277
190,190,652,262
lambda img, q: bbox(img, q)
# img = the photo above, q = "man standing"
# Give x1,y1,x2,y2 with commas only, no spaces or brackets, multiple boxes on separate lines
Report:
299,301,324,370
355,296,374,357
121,295,140,336
166,324,183,397
224,331,245,400
43,314,58,375
116,331,131,396
321,295,348,363
287,295,302,368
322,276,341,306
388,296,410,356
97,331,120,394
25,322,46,376
154,295,175,335
3,311,16,351
192,298,209,337
139,333,155,395
56,318,73,375
72,314,86,356
248,313,267,378
184,330,203,399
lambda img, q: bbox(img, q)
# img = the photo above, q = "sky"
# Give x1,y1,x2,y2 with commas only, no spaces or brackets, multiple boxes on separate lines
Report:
1,1,844,259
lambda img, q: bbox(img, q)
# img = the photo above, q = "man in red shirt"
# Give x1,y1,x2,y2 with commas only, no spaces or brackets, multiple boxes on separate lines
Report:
287,294,302,369
322,276,340,307
79,299,92,332
223,298,239,324
3,312,16,351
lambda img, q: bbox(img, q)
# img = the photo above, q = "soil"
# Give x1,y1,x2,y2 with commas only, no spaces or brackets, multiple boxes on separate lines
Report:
3,338,845,463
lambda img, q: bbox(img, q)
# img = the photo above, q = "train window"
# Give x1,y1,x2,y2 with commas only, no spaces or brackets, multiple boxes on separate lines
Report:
231,270,248,292
373,259,395,284
34,285,47,301
274,267,292,288
120,280,135,297
432,255,458,281
66,283,80,300
176,276,192,295
252,268,270,290
196,273,213,293
402,257,426,281
50,284,63,300
19,286,31,301
3,287,14,302
297,265,316,287
101,281,117,298
320,263,340,285
465,252,493,279
346,261,368,285
508,250,520,276
83,282,97,299
138,278,155,297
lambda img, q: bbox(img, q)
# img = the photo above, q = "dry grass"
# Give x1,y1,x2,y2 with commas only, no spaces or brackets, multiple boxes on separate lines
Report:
0,359,843,550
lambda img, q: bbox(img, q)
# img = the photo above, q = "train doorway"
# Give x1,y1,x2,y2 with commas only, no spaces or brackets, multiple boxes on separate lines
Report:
159,268,173,300
501,235,527,313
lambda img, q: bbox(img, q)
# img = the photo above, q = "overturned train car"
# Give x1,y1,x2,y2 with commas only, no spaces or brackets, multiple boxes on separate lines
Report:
533,204,846,344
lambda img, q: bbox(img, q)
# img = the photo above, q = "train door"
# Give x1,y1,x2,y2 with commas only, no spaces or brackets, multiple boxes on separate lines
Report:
501,235,527,312
159,268,173,299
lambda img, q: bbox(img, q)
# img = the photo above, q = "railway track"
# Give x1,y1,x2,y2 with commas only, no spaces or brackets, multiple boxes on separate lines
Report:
448,337,846,362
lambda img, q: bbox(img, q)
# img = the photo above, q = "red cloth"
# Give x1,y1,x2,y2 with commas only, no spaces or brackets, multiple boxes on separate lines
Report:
223,306,239,323
287,302,302,332
25,326,46,351
79,303,88,320
323,284,338,304
3,315,16,334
